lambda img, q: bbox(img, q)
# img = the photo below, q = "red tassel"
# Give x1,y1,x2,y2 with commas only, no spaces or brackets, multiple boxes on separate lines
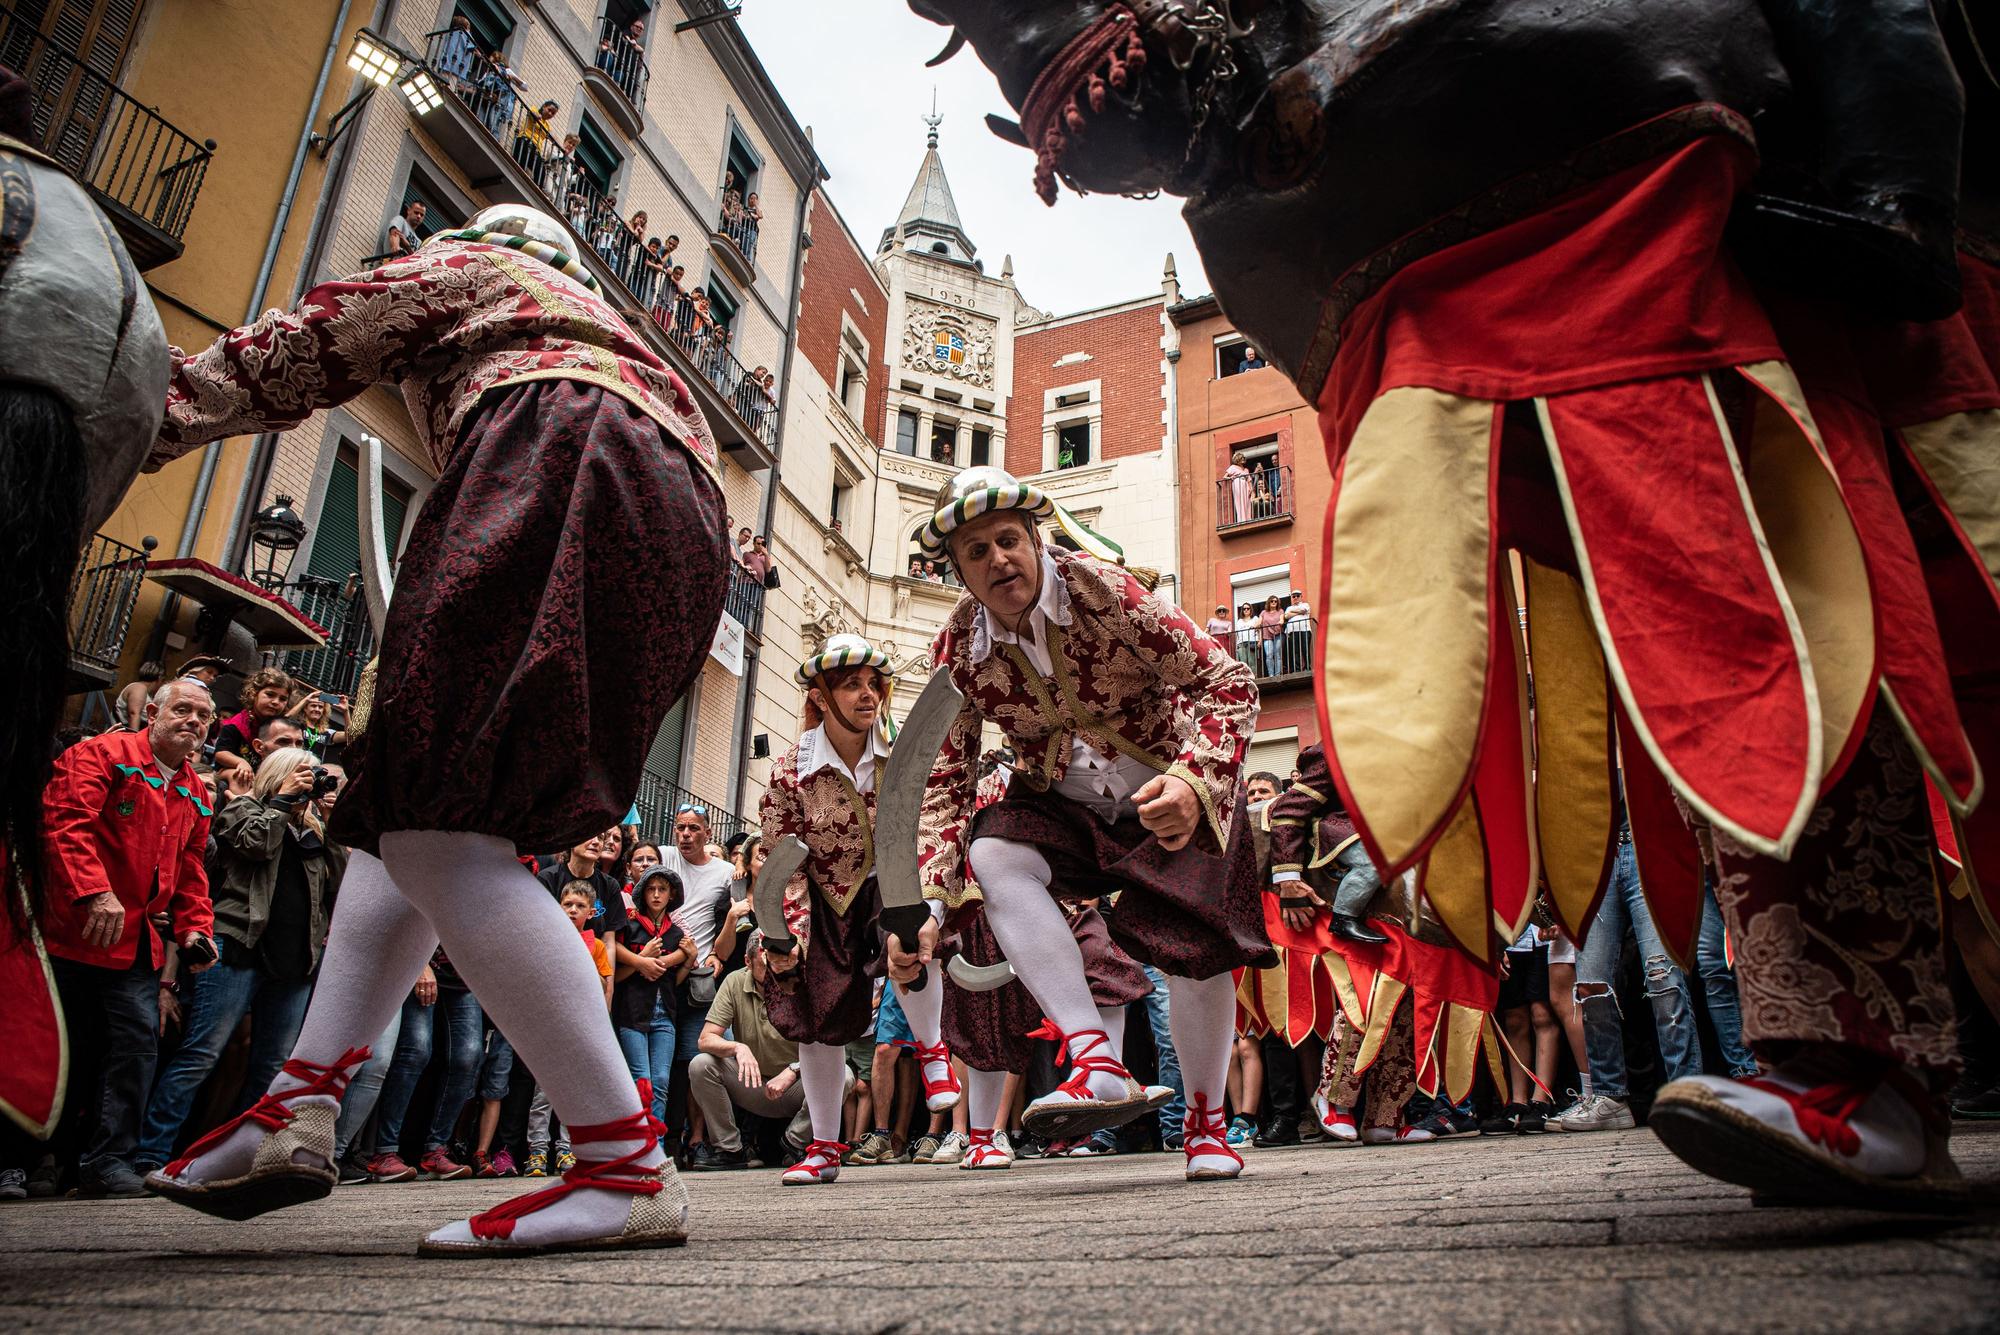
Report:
1088,73,1106,112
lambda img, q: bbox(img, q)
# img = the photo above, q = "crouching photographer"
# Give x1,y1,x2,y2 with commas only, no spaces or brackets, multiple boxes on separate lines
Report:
137,748,347,1174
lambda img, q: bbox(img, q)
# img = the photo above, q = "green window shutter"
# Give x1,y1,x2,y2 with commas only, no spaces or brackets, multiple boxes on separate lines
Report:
306,454,361,582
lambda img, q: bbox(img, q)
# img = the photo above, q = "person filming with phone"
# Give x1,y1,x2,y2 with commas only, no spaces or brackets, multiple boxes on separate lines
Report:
39,678,221,1197
134,745,347,1177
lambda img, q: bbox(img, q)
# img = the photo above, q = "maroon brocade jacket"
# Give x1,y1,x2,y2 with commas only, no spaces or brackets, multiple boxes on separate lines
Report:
917,550,1259,910
756,725,887,937
1266,744,1360,885
148,238,717,480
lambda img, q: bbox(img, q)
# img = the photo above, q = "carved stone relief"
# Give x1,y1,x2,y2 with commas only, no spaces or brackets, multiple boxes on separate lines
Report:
902,297,996,388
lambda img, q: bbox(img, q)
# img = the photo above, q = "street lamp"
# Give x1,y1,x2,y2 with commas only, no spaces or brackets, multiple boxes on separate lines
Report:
346,33,402,86
397,66,444,115
247,495,309,591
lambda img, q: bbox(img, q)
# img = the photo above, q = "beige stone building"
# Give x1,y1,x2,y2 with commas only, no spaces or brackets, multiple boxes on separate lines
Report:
733,121,1191,818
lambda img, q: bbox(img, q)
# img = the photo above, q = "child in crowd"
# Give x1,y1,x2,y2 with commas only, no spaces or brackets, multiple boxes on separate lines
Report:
615,867,692,1131
524,888,615,1176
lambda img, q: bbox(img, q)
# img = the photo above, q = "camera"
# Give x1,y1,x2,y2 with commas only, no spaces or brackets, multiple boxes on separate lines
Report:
183,933,218,966
309,765,341,799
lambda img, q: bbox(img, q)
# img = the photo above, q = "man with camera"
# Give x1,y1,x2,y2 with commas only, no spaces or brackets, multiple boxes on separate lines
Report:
135,744,347,1177
40,678,220,1196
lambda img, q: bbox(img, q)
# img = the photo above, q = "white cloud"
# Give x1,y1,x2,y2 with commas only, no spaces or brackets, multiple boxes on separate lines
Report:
734,0,1210,316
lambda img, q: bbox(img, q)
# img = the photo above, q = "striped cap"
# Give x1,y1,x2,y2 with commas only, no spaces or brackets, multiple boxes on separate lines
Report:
795,633,891,686
919,466,1055,558
433,226,600,292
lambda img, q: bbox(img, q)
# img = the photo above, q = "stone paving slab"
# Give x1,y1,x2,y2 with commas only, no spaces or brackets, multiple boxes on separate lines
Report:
2,1123,1996,1333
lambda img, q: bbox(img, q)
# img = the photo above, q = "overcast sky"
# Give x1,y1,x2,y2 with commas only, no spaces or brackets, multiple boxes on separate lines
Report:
732,0,1210,316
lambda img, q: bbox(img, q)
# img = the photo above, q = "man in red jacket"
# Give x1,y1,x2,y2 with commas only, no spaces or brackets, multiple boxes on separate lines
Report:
41,677,218,1195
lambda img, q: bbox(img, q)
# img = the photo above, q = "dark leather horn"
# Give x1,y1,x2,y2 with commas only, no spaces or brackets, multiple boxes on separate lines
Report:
926,28,967,67
985,113,1029,146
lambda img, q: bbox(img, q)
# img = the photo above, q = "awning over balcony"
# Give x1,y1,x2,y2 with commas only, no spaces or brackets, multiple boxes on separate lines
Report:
145,558,328,649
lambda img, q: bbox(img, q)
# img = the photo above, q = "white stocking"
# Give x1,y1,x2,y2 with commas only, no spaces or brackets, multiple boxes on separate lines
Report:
1167,972,1236,1117
169,851,436,1182
965,1067,1009,1132
798,1042,849,1143
368,832,668,1250
898,961,951,1089
969,837,1127,1099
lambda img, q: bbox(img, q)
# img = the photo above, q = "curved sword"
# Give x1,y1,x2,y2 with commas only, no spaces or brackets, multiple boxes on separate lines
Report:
873,670,967,993
752,834,810,955
945,954,1015,992
355,433,395,640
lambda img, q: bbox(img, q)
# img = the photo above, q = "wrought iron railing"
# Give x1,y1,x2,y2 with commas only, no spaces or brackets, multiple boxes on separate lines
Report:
1232,616,1316,682
67,532,154,682
1217,464,1293,529
632,769,750,848
904,557,961,587
279,573,374,696
419,29,779,450
717,205,758,264
593,19,650,106
723,561,766,637
0,6,214,260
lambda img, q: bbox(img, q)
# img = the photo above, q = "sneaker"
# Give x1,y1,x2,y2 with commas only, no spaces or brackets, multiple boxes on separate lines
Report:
1555,1094,1637,1132
488,1149,519,1177
1297,1113,1326,1143
1043,1137,1079,1157
25,1157,59,1198
336,1156,371,1186
1252,1117,1299,1148
366,1152,417,1183
780,1140,846,1185
688,1143,749,1172
1443,1105,1483,1137
929,1131,970,1164
1517,1100,1556,1134
1161,1131,1185,1152
1361,1123,1435,1146
1226,1115,1256,1149
1649,1056,1968,1211
0,1167,26,1200
1069,1129,1118,1157
1011,1134,1046,1160
419,1147,473,1180
846,1130,896,1165
908,1134,944,1164
553,1148,577,1173
1948,1081,2000,1120
521,1152,548,1179
1479,1103,1525,1135
1417,1108,1480,1140
78,1161,149,1197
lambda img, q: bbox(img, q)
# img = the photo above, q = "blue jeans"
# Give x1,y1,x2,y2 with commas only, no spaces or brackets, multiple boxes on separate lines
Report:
617,998,678,1127
137,959,311,1167
334,1011,403,1161
1695,882,1757,1077
478,1030,517,1101
1576,841,1701,1100
1260,638,1282,676
1133,965,1186,1135
675,994,711,1065
376,990,485,1154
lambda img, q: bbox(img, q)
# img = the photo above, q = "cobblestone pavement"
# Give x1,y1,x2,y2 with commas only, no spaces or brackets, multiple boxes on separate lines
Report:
2,1123,1997,1333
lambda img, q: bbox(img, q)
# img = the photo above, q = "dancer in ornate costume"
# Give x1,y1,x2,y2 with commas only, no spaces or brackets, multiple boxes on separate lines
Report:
138,205,727,1254
758,635,959,1185
915,466,1270,1181
912,0,1998,1209
1264,746,1498,1147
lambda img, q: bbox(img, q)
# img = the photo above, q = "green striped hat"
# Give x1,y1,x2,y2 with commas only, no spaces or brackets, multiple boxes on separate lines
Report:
796,633,891,686
435,219,600,293
919,466,1056,558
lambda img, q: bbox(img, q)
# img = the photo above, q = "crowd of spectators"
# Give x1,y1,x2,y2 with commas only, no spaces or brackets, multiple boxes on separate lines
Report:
10,644,1994,1203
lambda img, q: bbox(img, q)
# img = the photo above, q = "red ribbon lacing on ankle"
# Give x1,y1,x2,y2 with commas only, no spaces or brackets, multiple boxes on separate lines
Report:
469,1080,664,1241
1020,4,1147,205
915,1040,959,1096
165,1046,370,1176
1027,1021,1129,1098
1183,1093,1240,1164
1742,1077,1872,1158
791,1140,849,1178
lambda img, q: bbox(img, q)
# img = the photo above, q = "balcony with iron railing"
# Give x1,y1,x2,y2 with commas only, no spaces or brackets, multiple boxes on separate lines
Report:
632,770,750,848
1216,464,1294,533
711,203,759,282
66,532,155,691
0,5,215,268
585,20,649,134
723,561,767,639
414,28,778,467
279,573,375,696
1231,617,1316,688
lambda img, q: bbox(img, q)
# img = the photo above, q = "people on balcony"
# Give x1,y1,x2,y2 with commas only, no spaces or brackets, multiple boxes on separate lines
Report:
546,133,581,208
475,50,526,138
432,16,482,94
1204,606,1233,644
1233,602,1260,670
1282,591,1313,676
1257,595,1286,678
384,200,427,260
1250,472,1274,521
514,100,560,185
595,17,647,102
1224,453,1251,524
